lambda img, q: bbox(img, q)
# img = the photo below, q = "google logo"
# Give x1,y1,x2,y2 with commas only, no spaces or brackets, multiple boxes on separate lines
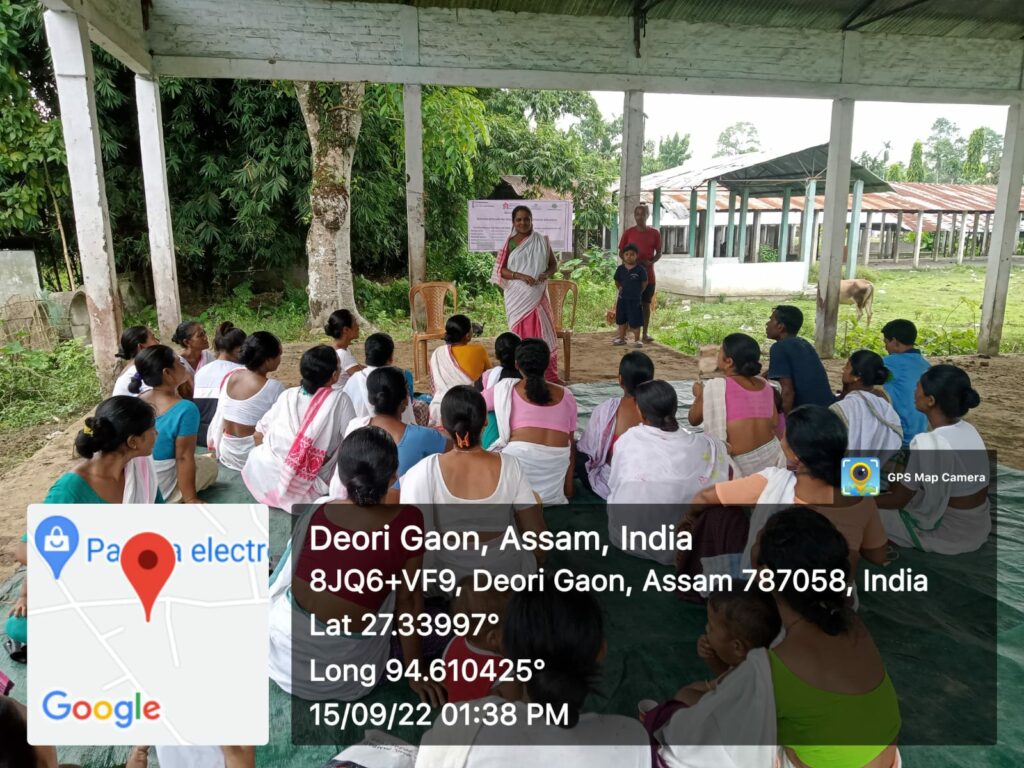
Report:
42,691,161,729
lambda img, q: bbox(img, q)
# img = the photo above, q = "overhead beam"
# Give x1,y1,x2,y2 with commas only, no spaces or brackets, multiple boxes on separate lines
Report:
841,0,882,30
41,0,152,74
846,0,935,32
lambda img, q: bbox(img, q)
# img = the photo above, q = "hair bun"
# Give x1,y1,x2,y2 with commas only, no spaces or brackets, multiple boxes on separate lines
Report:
874,365,891,386
962,387,981,411
738,361,762,377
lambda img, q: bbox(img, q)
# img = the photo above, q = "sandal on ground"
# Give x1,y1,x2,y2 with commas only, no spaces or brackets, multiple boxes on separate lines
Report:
642,335,655,343
633,341,644,348
612,338,627,346
4,637,26,663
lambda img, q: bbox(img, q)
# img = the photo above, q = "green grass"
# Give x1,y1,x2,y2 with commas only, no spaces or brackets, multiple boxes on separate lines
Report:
0,339,101,434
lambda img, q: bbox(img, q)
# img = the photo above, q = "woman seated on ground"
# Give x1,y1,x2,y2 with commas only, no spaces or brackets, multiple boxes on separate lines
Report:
877,364,990,554
207,331,285,471
325,308,363,390
343,333,415,424
689,333,785,476
193,321,246,447
172,320,216,378
483,339,578,506
680,405,888,583
577,351,654,498
400,386,546,589
481,331,521,391
243,345,350,510
831,349,903,465
759,508,901,768
339,366,447,485
268,427,443,705
112,325,159,396
429,314,491,424
417,584,650,767
608,380,730,565
132,346,219,503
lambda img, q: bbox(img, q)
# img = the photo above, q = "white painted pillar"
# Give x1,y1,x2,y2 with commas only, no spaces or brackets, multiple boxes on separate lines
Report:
403,83,426,286
980,105,1024,355
703,180,717,294
912,212,924,268
618,90,644,235
816,98,855,358
956,210,968,264
135,76,181,342
737,189,750,263
44,10,122,392
800,179,817,285
846,179,864,280
982,212,992,256
861,210,873,265
971,211,981,258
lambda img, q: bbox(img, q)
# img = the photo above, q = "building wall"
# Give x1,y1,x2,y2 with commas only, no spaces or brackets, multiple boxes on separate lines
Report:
657,255,807,298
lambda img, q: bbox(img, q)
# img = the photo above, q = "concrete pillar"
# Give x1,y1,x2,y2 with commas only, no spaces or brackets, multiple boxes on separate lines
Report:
135,76,181,343
861,210,873,265
750,211,761,262
934,212,943,260
703,180,717,293
688,188,699,257
947,212,958,258
873,212,886,266
892,211,903,261
725,192,736,258
956,210,969,264
846,179,864,280
403,84,426,286
912,212,924,268
618,90,644,235
737,189,750,263
800,179,817,284
811,212,821,262
971,211,981,257
980,104,1024,355
652,187,662,229
44,10,122,392
982,212,992,256
816,98,855,357
779,187,792,262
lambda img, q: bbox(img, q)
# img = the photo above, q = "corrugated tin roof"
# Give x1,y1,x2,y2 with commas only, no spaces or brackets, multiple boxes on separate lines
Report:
352,0,1024,39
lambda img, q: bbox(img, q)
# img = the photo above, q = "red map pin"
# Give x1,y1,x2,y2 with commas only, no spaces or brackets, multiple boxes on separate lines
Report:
121,533,176,622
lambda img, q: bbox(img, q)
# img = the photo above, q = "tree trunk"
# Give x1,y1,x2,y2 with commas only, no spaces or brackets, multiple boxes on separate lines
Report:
295,81,369,329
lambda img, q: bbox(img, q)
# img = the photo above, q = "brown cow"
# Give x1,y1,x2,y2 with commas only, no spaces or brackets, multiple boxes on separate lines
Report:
840,278,875,326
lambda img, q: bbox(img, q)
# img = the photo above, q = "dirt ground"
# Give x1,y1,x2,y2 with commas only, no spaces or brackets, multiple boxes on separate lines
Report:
1,332,1021,580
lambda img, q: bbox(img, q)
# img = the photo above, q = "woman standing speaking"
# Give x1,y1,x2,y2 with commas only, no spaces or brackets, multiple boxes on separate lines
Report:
491,205,562,383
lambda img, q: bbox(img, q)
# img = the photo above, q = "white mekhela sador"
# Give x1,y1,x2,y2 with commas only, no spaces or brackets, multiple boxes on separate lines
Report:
607,425,730,564
123,455,162,502
700,377,785,477
576,397,620,500
399,453,539,594
343,366,415,424
207,372,286,470
880,420,991,554
830,390,903,464
241,386,351,511
428,345,475,425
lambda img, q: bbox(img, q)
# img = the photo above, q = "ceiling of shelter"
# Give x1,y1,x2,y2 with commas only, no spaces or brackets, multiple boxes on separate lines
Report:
350,0,1024,39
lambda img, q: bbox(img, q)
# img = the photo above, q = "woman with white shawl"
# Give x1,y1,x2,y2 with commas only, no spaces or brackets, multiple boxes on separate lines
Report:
608,380,730,565
428,314,490,425
877,364,991,555
491,204,562,383
483,339,577,507
269,427,444,707
242,345,353,511
689,333,785,477
830,350,903,465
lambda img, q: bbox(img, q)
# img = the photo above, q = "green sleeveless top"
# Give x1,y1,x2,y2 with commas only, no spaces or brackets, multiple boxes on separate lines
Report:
770,649,901,768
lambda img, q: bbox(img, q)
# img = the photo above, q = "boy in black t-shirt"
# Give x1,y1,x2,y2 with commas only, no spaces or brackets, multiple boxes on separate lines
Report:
614,244,648,348
765,304,836,413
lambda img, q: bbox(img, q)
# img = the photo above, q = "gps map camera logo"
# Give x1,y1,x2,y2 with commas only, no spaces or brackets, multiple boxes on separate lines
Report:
841,457,880,496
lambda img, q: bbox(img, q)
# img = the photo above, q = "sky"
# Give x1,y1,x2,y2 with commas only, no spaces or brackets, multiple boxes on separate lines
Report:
590,91,1009,168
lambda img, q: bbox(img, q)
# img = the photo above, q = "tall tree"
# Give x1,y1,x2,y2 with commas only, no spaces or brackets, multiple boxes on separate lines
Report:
855,150,886,177
924,118,965,183
714,122,760,157
295,82,366,328
643,132,691,174
963,126,1002,183
885,162,906,182
906,141,926,182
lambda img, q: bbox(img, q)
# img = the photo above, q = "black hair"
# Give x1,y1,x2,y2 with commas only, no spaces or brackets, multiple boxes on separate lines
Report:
129,344,178,393
848,349,889,387
882,318,917,345
0,696,34,768
619,351,654,395
503,582,604,729
171,320,201,346
441,385,487,448
516,338,552,405
635,380,679,432
920,364,981,418
364,333,395,368
214,321,247,354
773,305,804,335
368,366,409,417
116,326,150,361
707,580,782,650
511,204,532,222
75,396,156,459
336,426,398,506
324,309,356,339
494,332,522,382
758,507,853,636
299,345,339,393
784,405,848,487
623,243,639,255
239,331,282,371
721,333,762,377
444,314,472,345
